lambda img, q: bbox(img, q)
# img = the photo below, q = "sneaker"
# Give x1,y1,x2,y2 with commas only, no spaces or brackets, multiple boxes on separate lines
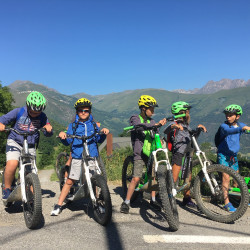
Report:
224,202,236,212
120,202,130,214
150,200,161,211
50,204,62,216
182,197,197,208
2,188,12,200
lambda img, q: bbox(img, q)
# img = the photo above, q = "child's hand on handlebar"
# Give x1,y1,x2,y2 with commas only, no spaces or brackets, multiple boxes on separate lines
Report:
43,124,53,133
242,126,250,131
101,128,109,135
156,118,167,127
59,131,67,139
197,124,207,133
0,123,5,132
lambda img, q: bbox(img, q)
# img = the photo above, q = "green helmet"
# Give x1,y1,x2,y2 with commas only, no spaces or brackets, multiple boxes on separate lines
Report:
224,104,242,115
26,91,46,112
171,101,191,114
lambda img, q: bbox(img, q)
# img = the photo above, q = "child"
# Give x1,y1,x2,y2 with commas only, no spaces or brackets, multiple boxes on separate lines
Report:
51,97,109,216
120,95,166,214
0,91,53,200
217,104,250,212
164,101,207,208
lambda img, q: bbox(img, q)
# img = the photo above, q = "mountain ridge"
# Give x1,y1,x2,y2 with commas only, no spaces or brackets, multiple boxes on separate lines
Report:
6,80,250,153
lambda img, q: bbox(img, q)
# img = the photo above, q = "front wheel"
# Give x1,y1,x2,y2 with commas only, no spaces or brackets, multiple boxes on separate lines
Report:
91,174,112,226
157,166,179,231
194,164,249,223
23,173,42,229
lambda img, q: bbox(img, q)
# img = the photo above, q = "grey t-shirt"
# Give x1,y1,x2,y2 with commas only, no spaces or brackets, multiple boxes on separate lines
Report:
164,121,191,154
130,114,156,161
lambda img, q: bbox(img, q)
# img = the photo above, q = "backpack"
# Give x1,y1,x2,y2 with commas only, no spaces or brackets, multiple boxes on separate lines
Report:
16,107,25,121
167,121,177,152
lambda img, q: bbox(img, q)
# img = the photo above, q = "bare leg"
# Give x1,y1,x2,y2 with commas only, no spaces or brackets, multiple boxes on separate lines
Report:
172,164,181,183
58,178,74,206
125,177,140,201
223,172,230,204
4,160,19,189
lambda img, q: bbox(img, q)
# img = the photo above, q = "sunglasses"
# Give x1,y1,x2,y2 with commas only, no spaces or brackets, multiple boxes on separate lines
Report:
77,109,90,113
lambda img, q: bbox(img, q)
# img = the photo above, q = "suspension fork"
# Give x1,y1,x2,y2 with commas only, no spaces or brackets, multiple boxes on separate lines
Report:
83,160,97,205
191,134,218,195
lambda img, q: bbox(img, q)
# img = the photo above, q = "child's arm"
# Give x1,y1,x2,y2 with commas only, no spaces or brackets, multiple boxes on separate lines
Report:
221,124,243,135
242,126,250,132
59,124,73,146
0,108,20,126
197,124,207,133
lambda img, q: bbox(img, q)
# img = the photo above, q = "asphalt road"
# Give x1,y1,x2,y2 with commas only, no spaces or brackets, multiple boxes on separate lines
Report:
0,169,250,250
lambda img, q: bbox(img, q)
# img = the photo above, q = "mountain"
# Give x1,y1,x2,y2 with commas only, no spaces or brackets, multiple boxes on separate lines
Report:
7,80,250,154
172,78,250,94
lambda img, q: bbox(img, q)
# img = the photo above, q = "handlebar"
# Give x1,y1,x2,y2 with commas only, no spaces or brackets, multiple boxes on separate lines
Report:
183,126,205,137
57,131,105,141
165,113,186,122
123,114,186,132
3,127,46,136
124,123,161,132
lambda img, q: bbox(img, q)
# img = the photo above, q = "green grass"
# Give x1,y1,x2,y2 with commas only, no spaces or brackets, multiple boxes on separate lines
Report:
100,147,132,181
50,171,59,182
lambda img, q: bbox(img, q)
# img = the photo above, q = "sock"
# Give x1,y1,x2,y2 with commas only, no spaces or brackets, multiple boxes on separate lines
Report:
125,200,130,205
151,196,156,202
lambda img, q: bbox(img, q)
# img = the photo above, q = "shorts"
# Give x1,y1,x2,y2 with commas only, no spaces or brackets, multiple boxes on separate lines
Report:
172,152,184,167
217,153,239,172
6,139,36,162
68,159,96,180
68,158,82,180
132,159,147,178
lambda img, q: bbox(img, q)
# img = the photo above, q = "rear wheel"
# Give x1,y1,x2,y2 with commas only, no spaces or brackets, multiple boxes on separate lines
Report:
55,152,69,180
194,164,249,223
91,174,112,226
23,173,42,229
122,156,139,202
157,166,179,231
98,155,107,182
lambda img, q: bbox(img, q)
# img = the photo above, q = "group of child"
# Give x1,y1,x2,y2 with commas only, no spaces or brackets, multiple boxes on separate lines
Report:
0,91,249,216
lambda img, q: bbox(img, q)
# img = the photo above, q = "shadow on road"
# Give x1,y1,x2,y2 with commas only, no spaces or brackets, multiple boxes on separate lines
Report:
4,201,23,214
42,189,56,198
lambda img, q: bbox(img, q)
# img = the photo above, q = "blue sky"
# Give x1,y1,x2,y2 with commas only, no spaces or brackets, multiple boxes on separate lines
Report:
0,0,250,95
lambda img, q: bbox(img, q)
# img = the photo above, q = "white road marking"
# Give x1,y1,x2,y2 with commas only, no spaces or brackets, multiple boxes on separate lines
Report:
144,235,250,244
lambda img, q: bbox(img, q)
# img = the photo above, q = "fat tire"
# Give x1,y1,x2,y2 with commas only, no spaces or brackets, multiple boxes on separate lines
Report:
91,174,112,226
23,173,42,229
122,156,139,202
194,164,249,223
157,166,179,231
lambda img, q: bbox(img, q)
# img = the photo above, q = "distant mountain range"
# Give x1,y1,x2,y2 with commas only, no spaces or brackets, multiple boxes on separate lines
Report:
7,79,250,154
172,79,250,94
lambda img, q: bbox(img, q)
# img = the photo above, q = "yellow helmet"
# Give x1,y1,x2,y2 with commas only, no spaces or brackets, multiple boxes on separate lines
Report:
74,98,92,109
138,95,158,108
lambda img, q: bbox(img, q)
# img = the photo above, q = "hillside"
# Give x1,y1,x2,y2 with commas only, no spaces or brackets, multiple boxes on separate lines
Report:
8,80,250,154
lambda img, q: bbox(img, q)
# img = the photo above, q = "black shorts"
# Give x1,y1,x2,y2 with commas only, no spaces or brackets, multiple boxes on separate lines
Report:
172,152,184,166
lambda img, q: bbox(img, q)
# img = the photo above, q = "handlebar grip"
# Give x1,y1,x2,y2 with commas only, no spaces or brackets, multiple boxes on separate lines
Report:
245,130,250,134
124,126,134,131
174,113,186,119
